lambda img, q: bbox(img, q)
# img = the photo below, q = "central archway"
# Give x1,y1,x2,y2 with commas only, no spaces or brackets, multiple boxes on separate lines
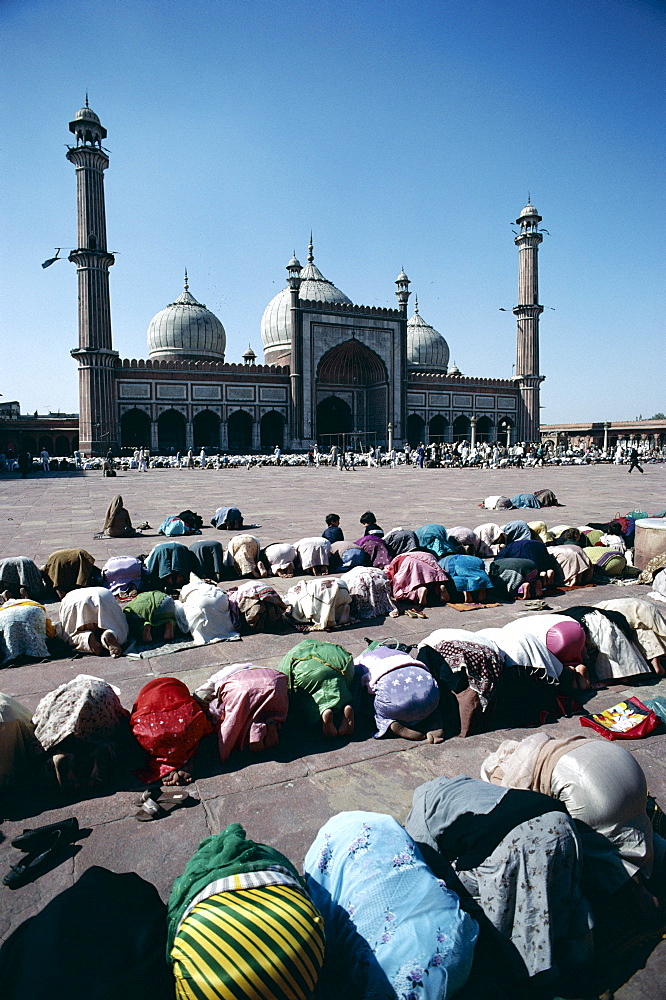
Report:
317,339,387,387
317,396,352,446
158,409,186,453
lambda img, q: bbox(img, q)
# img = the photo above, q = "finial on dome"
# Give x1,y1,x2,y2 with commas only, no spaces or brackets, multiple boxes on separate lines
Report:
308,232,314,264
527,192,531,204
184,269,189,290
85,92,89,108
414,295,419,314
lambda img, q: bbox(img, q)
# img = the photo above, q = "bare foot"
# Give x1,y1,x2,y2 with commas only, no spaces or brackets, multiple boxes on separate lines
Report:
258,562,269,578
162,765,193,785
88,633,106,657
390,720,425,741
321,708,337,738
338,704,354,738
389,608,400,617
0,589,12,603
101,631,123,657
142,624,153,643
19,587,29,599
427,729,445,744
163,620,175,641
651,657,666,676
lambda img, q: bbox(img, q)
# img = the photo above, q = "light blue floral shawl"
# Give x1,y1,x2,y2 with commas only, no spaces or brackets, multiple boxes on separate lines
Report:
303,811,478,999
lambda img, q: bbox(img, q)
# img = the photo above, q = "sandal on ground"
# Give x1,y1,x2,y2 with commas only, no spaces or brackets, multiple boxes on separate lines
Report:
134,788,192,821
11,816,79,853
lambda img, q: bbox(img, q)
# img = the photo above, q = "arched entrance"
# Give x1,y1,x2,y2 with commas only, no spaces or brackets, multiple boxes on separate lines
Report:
498,417,514,447
407,414,426,448
38,435,54,453
428,415,449,443
316,339,388,443
121,409,151,448
316,397,352,447
193,410,220,449
158,409,186,453
55,435,71,455
476,416,494,443
260,411,285,450
452,415,471,442
22,436,37,455
228,410,253,453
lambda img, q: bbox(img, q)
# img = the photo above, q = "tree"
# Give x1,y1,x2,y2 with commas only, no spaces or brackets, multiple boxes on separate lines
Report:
650,412,665,420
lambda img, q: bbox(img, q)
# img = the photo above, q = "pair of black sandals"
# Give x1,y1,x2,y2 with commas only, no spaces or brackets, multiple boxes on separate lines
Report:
3,817,80,890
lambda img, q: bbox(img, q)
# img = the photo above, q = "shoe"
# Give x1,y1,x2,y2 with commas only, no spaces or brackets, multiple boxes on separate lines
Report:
11,816,79,853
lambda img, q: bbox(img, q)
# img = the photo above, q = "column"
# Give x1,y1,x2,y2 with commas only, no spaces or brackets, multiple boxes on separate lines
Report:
470,415,477,448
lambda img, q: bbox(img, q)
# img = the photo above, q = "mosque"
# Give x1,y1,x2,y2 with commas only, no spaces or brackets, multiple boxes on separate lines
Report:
66,102,545,456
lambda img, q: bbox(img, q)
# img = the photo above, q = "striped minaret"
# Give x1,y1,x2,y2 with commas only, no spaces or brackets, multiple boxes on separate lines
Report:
513,199,545,443
67,99,118,454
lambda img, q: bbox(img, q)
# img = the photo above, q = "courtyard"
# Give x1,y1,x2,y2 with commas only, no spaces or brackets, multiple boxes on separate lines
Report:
1,461,665,998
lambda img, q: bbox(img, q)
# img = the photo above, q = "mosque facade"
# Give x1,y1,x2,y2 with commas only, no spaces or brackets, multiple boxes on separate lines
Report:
66,103,544,455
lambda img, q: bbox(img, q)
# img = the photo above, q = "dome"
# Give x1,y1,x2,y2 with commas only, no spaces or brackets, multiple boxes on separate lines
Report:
73,105,101,124
261,243,351,362
407,300,449,372
517,201,541,221
147,276,226,361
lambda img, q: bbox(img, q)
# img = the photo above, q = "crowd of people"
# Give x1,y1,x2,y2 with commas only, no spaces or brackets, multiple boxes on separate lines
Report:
1,489,666,996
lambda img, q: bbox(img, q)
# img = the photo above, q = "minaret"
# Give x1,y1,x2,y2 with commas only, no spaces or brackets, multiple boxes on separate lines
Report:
286,251,303,446
67,99,118,454
395,267,410,448
513,199,545,443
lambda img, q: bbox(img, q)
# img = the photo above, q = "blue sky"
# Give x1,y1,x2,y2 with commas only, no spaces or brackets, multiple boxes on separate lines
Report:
0,0,664,422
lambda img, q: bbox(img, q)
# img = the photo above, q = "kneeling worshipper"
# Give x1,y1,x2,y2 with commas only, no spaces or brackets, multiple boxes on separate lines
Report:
0,866,173,1000
446,526,485,557
595,597,666,674
0,693,42,790
386,551,451,610
130,677,213,785
547,543,594,587
480,734,663,917
174,576,239,644
229,579,286,631
355,642,443,741
416,628,503,737
123,591,178,643
225,534,262,578
474,523,506,556
58,587,129,657
102,494,137,537
303,811,478,1000
260,542,297,578
210,505,244,530
0,556,45,601
501,613,590,689
102,555,143,597
405,776,593,985
295,536,331,575
32,675,130,790
0,598,53,666
167,823,325,1000
145,541,197,591
353,533,391,569
194,663,289,760
286,576,352,630
42,548,98,599
559,605,655,683
343,565,398,619
382,526,420,558
189,539,226,582
496,536,558,586
415,523,461,559
438,554,492,603
509,492,541,509
488,556,541,599
278,639,355,738
328,540,367,573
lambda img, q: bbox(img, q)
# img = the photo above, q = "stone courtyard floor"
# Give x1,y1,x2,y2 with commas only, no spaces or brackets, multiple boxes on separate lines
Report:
0,462,665,998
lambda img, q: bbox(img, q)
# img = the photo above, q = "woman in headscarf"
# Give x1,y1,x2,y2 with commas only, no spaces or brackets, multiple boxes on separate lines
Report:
175,577,239,643
230,579,286,632
0,556,45,602
501,613,589,689
43,548,97,599
286,577,352,630
189,539,226,582
210,505,243,530
343,565,398,619
304,811,478,999
386,551,451,610
547,541,593,587
353,534,390,569
501,520,533,543
415,524,460,559
405,776,593,984
102,555,143,596
595,597,666,674
32,674,129,790
509,493,541,509
446,526,482,556
328,541,367,573
167,823,325,1000
278,639,355,738
355,643,443,741
480,734,659,902
123,590,178,643
473,523,506,556
496,536,559,586
0,598,53,665
559,606,655,683
295,536,331,576
130,677,213,785
145,541,196,591
382,527,420,558
260,542,297,578
225,534,262,578
438,554,492,603
488,556,540,599
102,495,136,537
58,587,129,657
194,663,289,760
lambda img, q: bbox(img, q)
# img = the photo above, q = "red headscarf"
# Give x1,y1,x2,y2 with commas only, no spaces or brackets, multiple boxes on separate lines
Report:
130,677,212,783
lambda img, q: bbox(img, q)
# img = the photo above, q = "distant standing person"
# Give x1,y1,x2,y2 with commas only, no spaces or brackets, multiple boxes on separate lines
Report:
186,449,194,470
330,443,339,468
139,447,148,472
18,450,32,479
628,447,644,474
199,447,207,469
416,442,425,468
273,445,281,465
40,448,50,472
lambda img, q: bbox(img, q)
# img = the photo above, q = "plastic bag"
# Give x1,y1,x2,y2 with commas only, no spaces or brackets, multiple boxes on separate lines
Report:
580,696,659,740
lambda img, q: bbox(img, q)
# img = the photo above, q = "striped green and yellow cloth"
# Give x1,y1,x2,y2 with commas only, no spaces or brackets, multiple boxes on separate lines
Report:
171,883,325,1000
